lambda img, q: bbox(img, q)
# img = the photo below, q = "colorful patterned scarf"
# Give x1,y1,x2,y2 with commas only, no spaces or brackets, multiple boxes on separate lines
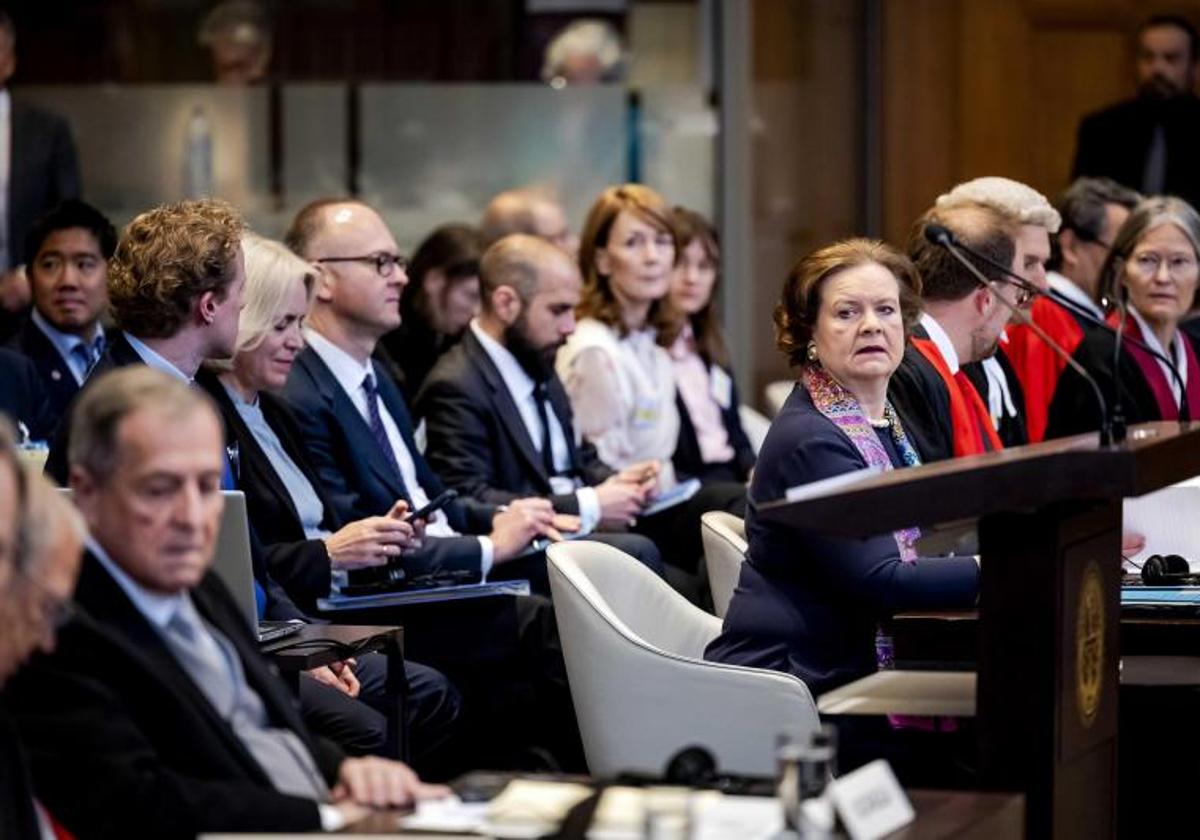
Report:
803,365,922,561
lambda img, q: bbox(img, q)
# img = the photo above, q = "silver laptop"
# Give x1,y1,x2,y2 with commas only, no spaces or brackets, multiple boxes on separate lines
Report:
210,491,301,644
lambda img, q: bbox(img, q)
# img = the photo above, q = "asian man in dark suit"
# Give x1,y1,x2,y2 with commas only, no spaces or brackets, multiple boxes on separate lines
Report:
7,200,116,424
4,367,447,837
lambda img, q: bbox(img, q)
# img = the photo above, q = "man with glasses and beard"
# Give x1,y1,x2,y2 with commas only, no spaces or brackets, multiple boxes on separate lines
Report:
415,233,664,582
1074,14,1200,209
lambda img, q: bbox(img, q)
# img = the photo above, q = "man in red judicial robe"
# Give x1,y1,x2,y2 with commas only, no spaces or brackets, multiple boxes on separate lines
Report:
930,177,1061,448
1003,178,1139,441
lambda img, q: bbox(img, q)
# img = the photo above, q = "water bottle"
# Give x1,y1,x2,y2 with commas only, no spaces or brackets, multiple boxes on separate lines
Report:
183,105,214,198
777,726,838,838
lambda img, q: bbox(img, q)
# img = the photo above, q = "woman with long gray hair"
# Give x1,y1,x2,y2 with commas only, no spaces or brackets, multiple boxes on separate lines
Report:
1046,196,1200,438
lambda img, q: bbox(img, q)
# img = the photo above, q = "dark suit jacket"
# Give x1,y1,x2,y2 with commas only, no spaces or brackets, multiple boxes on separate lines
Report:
672,361,756,482
9,99,81,269
887,335,955,464
704,385,978,695
0,708,39,839
44,330,142,484
3,553,342,837
1073,95,1200,210
282,345,493,576
1044,322,1195,439
0,345,55,440
415,329,614,513
6,315,100,425
960,347,1029,448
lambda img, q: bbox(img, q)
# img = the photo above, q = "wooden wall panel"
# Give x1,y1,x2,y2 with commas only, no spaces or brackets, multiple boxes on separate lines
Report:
881,0,1200,245
882,0,960,247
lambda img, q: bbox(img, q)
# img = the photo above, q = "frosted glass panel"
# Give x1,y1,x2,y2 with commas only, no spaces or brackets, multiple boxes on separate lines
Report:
358,84,626,249
19,85,271,230
282,84,347,208
638,85,717,220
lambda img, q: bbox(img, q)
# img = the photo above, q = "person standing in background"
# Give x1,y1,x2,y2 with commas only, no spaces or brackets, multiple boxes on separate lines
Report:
0,9,82,342
1073,14,1200,209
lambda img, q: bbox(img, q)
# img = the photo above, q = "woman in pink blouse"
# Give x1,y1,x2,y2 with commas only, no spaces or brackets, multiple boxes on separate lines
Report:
666,208,756,484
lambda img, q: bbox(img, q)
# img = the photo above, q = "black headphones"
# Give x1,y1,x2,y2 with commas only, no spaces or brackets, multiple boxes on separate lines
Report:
1141,554,1200,586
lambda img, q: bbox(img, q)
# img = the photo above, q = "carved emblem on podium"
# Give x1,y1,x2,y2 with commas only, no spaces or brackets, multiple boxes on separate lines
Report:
1075,561,1104,727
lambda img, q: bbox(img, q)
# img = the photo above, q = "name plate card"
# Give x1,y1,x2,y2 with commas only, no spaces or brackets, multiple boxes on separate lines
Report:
828,760,914,840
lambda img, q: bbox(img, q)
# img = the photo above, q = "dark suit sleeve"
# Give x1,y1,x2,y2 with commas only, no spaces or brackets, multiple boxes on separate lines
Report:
419,375,529,508
887,348,953,464
260,538,330,617
577,437,615,486
280,383,365,527
754,421,978,611
1071,112,1100,179
0,348,55,441
247,524,311,622
6,647,323,836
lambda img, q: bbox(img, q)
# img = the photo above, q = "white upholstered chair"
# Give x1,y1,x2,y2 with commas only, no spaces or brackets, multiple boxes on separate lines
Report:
738,404,771,454
764,380,795,417
700,511,748,619
546,540,819,777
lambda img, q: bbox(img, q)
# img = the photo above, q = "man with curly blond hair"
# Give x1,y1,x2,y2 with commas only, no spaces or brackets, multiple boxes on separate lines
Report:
44,198,246,483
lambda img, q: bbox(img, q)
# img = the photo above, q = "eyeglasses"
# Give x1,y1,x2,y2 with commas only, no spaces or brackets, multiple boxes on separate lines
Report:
315,253,409,278
992,276,1039,307
1129,251,1199,280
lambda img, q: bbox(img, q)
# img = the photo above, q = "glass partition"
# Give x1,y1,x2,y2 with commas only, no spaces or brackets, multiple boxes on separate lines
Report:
17,82,716,251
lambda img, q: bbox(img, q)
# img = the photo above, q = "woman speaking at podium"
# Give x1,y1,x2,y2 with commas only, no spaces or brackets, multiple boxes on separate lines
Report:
1046,196,1200,438
704,240,979,698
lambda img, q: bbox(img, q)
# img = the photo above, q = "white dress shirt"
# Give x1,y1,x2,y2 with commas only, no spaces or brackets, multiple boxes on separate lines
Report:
123,332,192,382
1048,271,1104,320
470,319,600,533
919,312,960,373
303,328,493,574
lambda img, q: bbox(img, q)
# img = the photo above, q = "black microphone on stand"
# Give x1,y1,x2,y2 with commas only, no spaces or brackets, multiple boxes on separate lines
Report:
924,223,1118,446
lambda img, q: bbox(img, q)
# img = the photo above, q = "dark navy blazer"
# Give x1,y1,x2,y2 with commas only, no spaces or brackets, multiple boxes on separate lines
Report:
282,345,494,577
705,383,979,695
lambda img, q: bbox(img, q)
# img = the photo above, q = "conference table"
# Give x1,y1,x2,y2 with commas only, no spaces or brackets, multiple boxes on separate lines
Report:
200,781,1025,837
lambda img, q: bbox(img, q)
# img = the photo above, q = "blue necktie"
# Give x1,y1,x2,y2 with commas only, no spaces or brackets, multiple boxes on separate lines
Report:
70,335,104,380
362,372,402,480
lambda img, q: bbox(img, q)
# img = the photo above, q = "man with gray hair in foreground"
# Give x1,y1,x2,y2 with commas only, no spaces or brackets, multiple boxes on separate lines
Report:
4,367,446,836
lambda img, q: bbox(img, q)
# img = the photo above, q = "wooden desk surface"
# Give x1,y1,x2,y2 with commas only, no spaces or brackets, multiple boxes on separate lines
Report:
260,624,402,672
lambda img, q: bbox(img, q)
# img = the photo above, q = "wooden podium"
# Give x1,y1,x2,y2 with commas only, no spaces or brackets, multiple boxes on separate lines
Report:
756,421,1200,840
